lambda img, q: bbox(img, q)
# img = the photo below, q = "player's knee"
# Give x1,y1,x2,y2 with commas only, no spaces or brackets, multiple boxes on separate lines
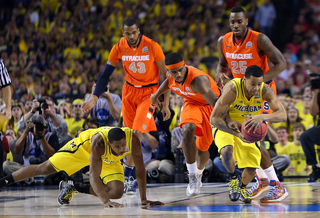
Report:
221,146,233,160
35,161,55,176
107,184,124,199
246,167,256,175
182,123,196,140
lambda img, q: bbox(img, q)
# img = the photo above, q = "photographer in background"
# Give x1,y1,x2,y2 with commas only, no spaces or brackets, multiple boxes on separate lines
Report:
300,74,320,182
16,96,68,146
3,115,59,176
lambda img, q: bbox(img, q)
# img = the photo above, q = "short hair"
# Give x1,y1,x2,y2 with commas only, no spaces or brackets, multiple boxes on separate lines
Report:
293,122,305,131
245,65,264,78
276,126,288,132
123,19,138,28
165,52,184,66
108,128,126,143
230,6,247,18
83,118,99,129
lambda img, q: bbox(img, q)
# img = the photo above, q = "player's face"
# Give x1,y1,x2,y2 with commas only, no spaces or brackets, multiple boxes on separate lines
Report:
293,127,304,140
109,138,127,156
168,65,186,83
229,12,248,39
122,25,140,47
244,76,263,97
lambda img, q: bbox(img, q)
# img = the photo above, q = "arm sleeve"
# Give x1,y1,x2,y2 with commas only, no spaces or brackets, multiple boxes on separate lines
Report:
0,59,11,88
48,133,60,151
149,131,159,142
93,64,115,97
151,41,165,62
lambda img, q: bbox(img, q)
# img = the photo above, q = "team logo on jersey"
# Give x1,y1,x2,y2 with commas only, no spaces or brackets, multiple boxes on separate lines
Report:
142,46,148,53
226,45,231,47
123,49,129,52
256,101,261,104
125,147,130,152
186,87,191,92
239,100,243,104
246,41,252,49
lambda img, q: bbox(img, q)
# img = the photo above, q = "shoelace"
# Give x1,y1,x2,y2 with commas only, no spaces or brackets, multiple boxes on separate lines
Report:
265,186,276,197
189,175,198,190
63,188,79,202
248,179,259,194
227,179,238,193
240,188,250,198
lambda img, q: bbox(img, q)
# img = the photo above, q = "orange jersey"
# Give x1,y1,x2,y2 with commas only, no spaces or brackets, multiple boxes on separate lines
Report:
168,65,220,105
222,29,269,78
108,35,165,86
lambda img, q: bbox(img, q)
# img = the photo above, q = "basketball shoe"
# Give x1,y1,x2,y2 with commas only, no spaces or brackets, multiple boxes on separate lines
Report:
239,187,252,203
228,176,240,201
125,177,138,195
57,181,78,205
247,176,269,199
186,173,202,198
260,180,289,203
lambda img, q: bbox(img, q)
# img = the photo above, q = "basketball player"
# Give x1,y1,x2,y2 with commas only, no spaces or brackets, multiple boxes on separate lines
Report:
151,53,220,197
82,19,170,193
215,6,287,202
0,127,164,208
210,65,288,203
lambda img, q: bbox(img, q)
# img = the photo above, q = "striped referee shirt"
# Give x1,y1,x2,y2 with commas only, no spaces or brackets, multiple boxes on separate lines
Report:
0,59,11,88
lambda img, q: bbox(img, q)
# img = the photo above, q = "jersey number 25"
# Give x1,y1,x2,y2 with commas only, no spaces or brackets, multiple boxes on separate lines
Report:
231,61,247,74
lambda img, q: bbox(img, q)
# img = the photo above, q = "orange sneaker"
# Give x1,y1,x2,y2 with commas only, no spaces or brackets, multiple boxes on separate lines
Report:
260,180,289,203
247,177,269,199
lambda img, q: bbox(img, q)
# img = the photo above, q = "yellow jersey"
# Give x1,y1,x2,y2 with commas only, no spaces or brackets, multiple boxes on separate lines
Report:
79,126,133,164
282,142,310,175
229,78,264,124
275,142,291,156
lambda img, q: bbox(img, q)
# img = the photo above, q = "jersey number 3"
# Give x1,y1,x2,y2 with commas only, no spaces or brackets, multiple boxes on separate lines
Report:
231,61,247,74
129,62,146,73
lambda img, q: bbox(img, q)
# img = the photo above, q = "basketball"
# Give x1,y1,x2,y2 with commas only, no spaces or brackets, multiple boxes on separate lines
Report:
241,118,268,143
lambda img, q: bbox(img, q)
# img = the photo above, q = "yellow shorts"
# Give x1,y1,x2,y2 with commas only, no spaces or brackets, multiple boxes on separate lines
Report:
49,138,124,184
213,127,261,169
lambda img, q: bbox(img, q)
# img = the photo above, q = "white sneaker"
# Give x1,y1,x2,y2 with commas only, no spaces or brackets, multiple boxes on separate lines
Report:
186,173,202,198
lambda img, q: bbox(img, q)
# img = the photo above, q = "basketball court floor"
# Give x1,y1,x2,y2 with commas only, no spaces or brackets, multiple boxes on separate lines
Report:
1,179,320,217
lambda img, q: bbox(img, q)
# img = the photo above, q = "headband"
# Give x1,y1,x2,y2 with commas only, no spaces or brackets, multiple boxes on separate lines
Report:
166,60,185,70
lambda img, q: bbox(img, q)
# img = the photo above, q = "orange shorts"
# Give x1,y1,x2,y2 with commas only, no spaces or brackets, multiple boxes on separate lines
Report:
122,82,158,133
179,102,213,152
261,80,277,114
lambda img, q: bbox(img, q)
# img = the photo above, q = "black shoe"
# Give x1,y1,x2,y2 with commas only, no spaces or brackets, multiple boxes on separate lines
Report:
57,181,78,205
239,187,252,203
308,167,320,182
228,176,240,201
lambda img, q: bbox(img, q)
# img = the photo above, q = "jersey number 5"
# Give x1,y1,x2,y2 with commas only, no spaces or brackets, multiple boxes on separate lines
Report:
231,61,247,74
129,62,146,73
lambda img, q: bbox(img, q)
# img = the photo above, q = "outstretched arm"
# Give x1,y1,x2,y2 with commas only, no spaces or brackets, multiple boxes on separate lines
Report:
150,78,170,106
90,134,123,208
131,132,164,206
156,59,171,120
191,75,218,108
215,36,229,88
257,34,286,82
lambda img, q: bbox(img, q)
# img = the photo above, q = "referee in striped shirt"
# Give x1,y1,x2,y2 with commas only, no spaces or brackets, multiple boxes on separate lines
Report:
0,59,12,119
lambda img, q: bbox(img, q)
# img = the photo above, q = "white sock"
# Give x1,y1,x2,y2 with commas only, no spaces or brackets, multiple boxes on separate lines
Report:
263,165,279,181
256,167,268,179
198,168,204,175
186,162,198,174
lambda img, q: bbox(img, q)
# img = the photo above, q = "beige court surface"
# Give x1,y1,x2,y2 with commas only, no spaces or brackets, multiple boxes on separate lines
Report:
1,179,320,218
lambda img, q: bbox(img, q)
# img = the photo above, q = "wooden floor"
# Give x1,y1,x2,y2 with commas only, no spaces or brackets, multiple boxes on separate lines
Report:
1,179,320,217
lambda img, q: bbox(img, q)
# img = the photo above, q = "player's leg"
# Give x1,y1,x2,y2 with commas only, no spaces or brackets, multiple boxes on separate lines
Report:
0,160,56,188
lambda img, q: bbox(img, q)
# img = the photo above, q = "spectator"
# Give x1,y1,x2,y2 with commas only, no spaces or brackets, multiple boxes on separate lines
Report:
65,99,86,138
85,84,121,127
57,100,71,119
77,118,99,136
0,58,12,120
275,126,290,155
17,97,68,146
3,115,59,176
254,0,277,37
2,103,23,135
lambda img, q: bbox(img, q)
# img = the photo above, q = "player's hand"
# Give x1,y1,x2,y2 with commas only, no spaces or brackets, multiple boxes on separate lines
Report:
82,95,98,113
104,201,124,208
150,93,159,106
244,115,264,133
1,107,12,120
215,73,229,89
227,121,241,132
237,132,251,143
141,199,165,207
161,105,171,121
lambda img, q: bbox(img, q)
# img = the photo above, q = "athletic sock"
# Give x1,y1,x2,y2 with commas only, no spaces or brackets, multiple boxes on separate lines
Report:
74,182,91,194
186,162,198,174
230,170,238,179
0,174,14,188
256,167,268,179
264,165,279,181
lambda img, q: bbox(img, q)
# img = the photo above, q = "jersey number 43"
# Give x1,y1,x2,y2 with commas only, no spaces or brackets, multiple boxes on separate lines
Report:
129,62,146,73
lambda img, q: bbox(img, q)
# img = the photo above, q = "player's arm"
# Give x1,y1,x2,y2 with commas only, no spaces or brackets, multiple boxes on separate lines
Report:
150,78,170,106
257,33,286,82
215,36,229,88
310,89,319,116
90,134,123,208
191,75,218,108
131,132,164,206
245,84,287,132
210,82,238,136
